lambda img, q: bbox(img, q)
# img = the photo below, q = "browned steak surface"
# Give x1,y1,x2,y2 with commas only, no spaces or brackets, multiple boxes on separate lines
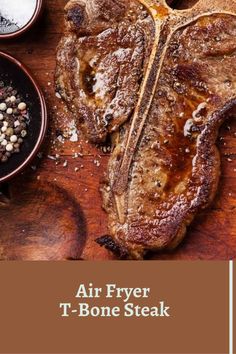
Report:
56,0,154,143
100,0,236,259
56,0,236,259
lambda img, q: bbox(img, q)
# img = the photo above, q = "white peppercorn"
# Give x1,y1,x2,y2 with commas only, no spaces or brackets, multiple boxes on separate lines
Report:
18,102,27,111
6,108,13,115
10,135,18,143
6,144,13,152
0,103,7,111
1,139,7,146
10,96,16,103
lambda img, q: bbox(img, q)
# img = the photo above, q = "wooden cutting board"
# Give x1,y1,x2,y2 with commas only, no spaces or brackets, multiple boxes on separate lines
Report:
0,0,235,260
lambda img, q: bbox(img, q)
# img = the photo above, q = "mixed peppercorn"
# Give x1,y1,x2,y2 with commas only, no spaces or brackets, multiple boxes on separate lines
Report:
0,81,29,163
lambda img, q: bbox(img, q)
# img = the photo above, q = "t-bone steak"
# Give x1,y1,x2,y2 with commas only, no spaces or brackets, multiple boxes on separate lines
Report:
56,0,236,259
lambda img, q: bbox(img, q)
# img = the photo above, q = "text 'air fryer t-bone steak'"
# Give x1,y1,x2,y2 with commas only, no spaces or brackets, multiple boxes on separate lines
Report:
56,0,236,259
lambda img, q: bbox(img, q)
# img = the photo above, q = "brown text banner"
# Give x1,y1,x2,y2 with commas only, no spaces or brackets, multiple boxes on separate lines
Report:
0,261,230,354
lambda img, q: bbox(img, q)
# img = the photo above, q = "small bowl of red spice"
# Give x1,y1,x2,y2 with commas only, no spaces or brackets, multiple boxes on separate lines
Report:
0,0,43,39
0,51,47,183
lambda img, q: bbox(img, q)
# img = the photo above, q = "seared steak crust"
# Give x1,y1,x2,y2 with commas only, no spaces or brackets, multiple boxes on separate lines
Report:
56,0,154,143
56,0,236,259
101,1,236,259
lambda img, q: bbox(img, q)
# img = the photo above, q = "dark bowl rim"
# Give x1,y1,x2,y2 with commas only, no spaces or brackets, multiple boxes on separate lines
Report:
0,51,47,183
0,0,43,39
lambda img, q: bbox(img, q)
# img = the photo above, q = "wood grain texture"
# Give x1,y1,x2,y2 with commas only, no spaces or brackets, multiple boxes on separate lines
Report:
0,0,235,260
